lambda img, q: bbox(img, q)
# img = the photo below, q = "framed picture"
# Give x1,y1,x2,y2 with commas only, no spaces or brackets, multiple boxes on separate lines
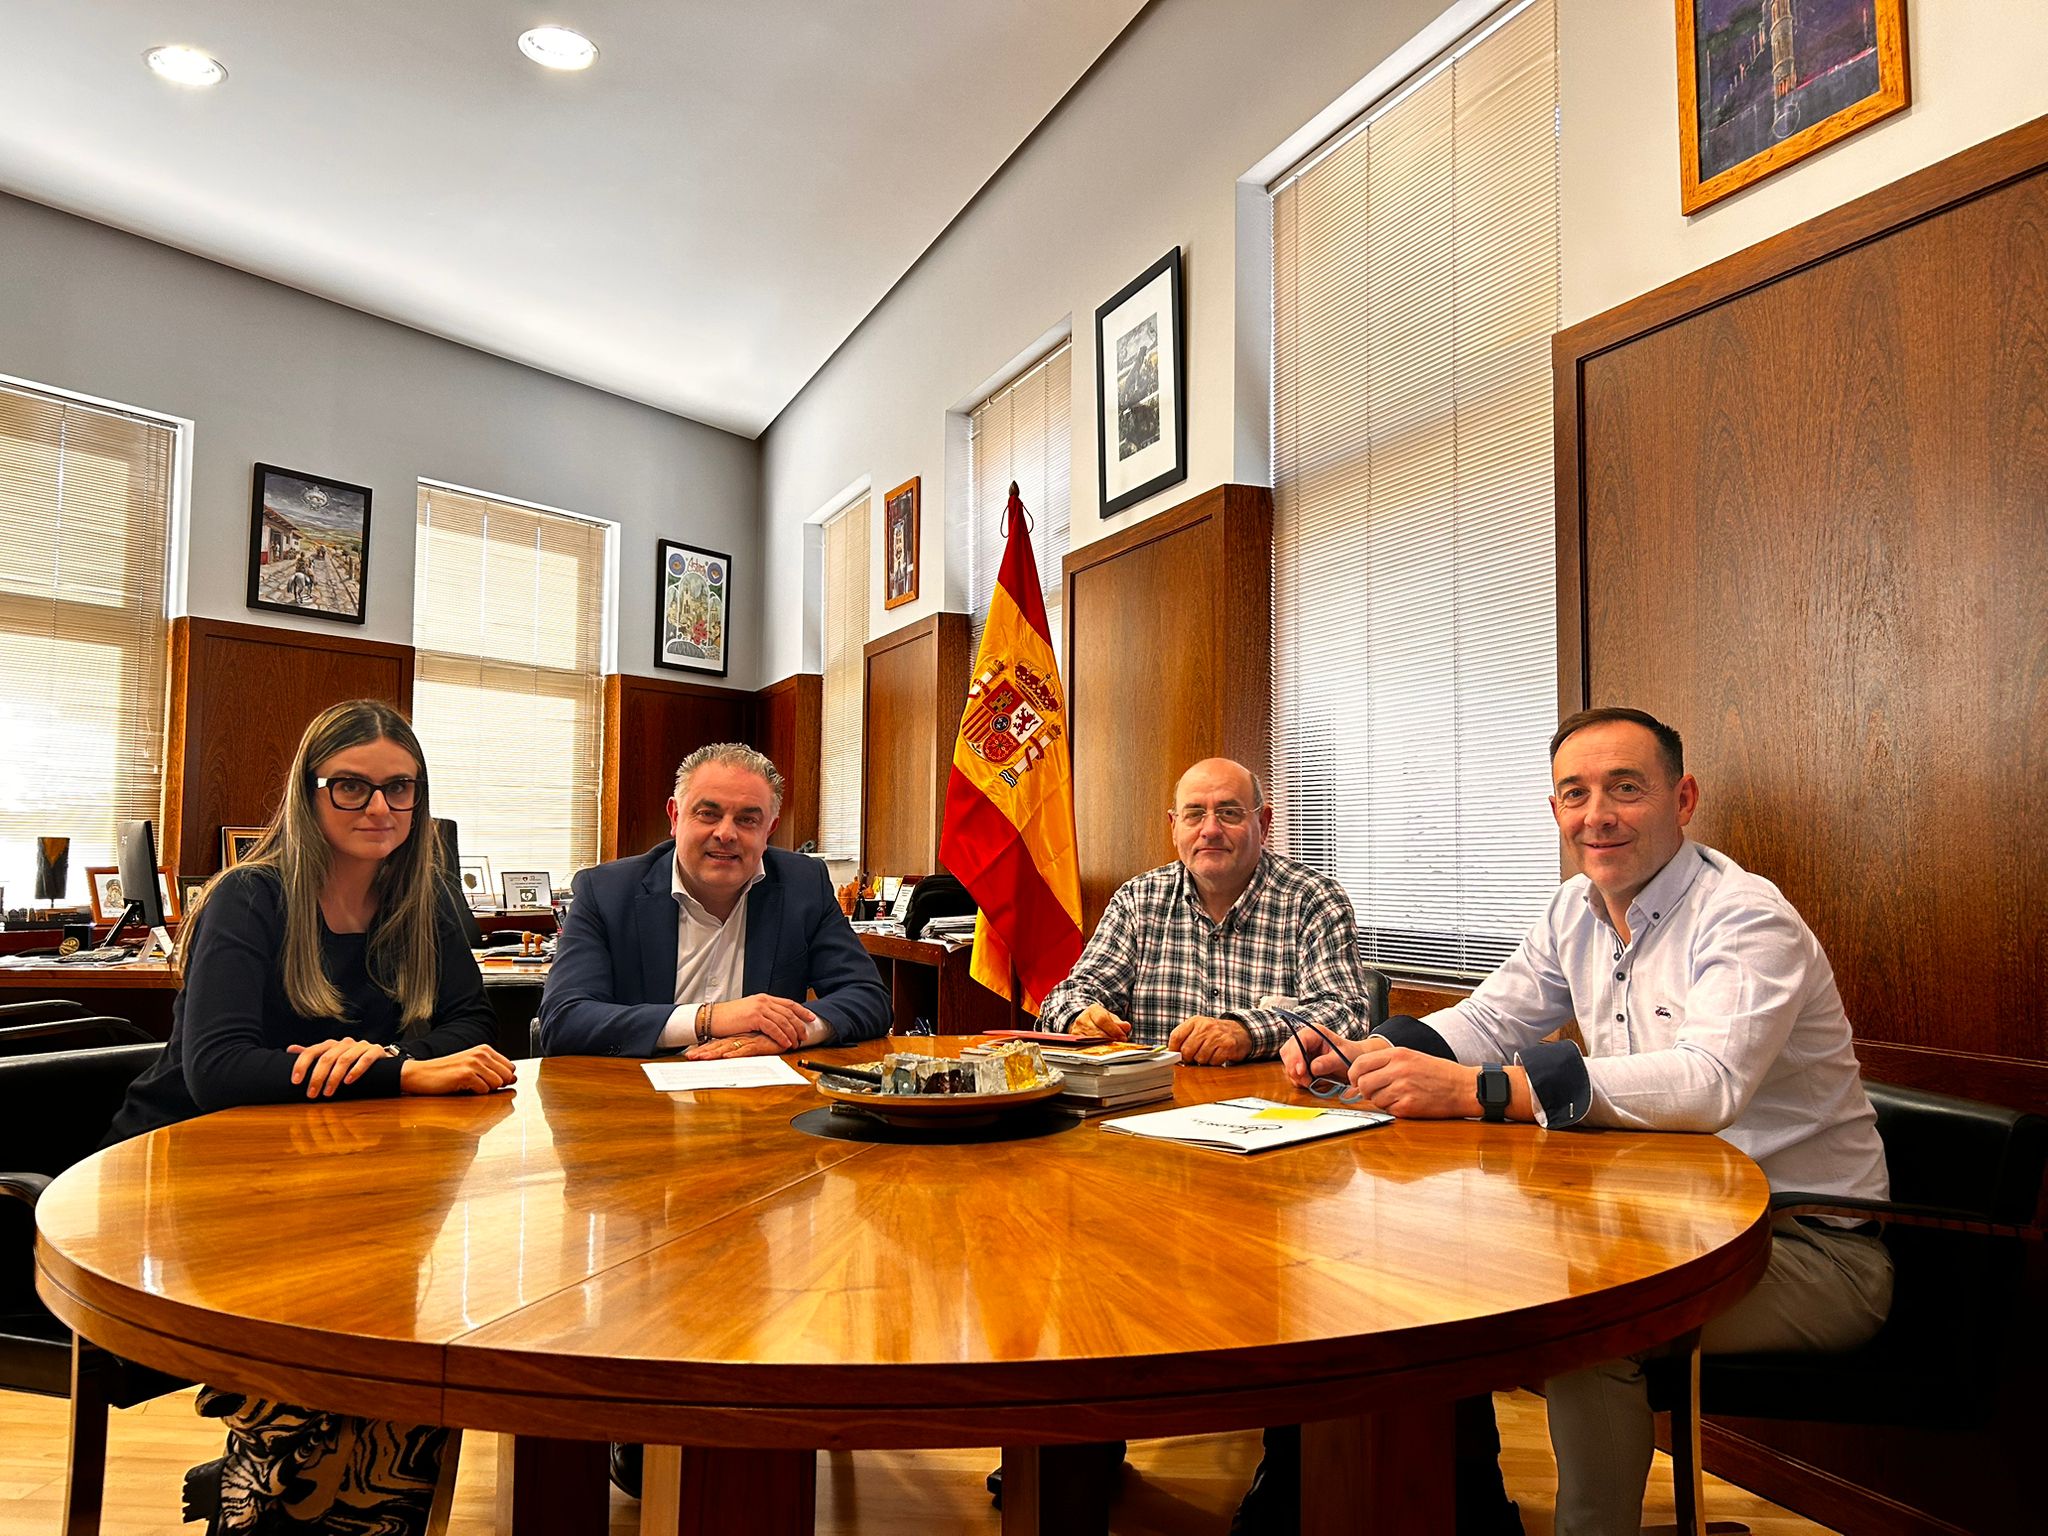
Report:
500,871,552,911
180,874,210,916
220,826,266,869
1677,0,1909,214
655,539,732,676
457,857,494,910
85,867,122,926
883,477,920,610
1095,246,1187,519
246,463,373,625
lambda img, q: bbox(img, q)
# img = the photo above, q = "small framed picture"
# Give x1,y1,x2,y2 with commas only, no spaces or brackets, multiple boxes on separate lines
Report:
221,827,266,869
883,478,920,610
246,463,373,625
500,871,552,911
457,857,494,910
156,870,181,924
180,874,211,915
86,867,123,926
1095,246,1187,518
655,539,732,676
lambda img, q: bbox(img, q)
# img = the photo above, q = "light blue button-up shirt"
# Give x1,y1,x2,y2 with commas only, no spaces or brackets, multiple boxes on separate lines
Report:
1419,840,1889,1203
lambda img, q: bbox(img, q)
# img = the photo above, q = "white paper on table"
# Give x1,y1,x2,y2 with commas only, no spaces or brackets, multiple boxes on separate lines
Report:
641,1057,807,1092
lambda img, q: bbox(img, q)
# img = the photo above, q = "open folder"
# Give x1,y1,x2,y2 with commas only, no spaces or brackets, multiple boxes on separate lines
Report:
1101,1096,1391,1154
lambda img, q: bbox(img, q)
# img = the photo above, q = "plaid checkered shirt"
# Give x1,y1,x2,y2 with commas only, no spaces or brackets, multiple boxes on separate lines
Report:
1035,850,1375,1057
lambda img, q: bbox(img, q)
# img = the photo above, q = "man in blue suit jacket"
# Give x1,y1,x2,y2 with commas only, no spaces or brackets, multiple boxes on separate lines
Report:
540,742,889,1057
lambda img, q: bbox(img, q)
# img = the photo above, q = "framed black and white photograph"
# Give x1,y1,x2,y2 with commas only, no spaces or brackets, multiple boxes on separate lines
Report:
246,463,372,624
655,539,731,676
1094,246,1187,518
180,874,210,915
458,857,494,910
500,870,552,911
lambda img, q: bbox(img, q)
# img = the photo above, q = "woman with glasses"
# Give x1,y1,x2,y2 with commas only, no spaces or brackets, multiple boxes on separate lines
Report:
106,697,515,1535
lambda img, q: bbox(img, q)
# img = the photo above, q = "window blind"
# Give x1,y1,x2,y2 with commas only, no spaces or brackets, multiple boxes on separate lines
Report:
0,382,172,906
1270,0,1559,981
412,483,607,889
968,341,1071,661
818,495,869,861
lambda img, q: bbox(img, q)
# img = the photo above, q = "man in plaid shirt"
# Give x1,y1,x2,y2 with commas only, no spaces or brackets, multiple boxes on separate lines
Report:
1035,757,1375,1062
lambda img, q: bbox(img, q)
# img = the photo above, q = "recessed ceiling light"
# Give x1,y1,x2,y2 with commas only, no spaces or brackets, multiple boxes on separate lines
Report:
143,45,227,89
518,26,599,71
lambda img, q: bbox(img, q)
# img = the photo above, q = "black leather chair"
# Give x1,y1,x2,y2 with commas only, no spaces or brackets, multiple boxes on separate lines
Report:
1,1043,190,1535
0,998,89,1025
1647,1080,2048,1535
0,1015,156,1056
1356,957,1391,1029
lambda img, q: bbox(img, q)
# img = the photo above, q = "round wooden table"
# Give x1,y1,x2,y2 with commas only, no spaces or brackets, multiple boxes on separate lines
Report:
35,1040,1769,1535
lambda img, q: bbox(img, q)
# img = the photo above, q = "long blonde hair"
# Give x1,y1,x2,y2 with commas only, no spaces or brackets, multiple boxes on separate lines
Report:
181,699,445,1029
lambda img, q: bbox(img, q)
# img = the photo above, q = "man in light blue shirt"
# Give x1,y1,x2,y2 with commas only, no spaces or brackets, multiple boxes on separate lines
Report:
1286,707,1892,1535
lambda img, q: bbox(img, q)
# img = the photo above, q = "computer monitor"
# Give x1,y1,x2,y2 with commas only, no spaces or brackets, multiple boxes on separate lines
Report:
112,817,174,959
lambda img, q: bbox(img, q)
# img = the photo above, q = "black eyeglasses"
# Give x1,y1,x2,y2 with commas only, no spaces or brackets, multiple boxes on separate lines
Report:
312,775,422,811
1277,1008,1363,1102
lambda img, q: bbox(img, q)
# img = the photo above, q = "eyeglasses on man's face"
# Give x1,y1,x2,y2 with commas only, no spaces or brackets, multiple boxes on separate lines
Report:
312,775,422,811
1173,802,1253,828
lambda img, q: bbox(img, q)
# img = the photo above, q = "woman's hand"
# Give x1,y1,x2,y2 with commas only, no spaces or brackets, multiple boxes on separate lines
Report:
398,1046,518,1097
287,1037,392,1098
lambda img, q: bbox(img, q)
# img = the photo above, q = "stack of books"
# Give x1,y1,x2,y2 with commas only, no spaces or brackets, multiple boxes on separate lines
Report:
1038,1042,1180,1113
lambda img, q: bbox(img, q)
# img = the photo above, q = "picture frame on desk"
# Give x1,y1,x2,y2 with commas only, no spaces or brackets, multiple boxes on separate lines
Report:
883,478,919,610
1676,0,1909,214
1095,246,1187,518
655,538,731,676
86,866,177,925
179,874,210,916
457,857,493,909
500,871,552,911
221,826,265,869
246,463,373,625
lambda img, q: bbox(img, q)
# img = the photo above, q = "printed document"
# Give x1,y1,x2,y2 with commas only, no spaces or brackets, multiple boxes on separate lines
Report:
642,1057,807,1092
1101,1096,1391,1154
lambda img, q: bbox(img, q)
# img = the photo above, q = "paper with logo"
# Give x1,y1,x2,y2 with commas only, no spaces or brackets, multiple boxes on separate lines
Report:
1101,1097,1392,1154
938,484,1085,1012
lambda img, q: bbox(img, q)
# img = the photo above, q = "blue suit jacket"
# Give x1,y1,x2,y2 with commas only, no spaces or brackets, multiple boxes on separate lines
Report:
538,843,890,1057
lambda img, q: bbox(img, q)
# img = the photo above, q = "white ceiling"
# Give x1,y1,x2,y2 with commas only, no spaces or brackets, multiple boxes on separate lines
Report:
0,2,1145,437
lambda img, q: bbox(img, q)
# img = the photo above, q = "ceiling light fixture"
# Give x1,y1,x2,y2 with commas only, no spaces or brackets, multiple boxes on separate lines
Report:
143,45,228,88
517,26,599,71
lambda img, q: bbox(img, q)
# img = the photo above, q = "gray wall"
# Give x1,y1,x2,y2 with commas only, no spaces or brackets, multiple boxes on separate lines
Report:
0,191,761,687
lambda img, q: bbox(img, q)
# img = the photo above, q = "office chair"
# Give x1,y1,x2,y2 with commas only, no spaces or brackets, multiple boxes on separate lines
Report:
0,1015,156,1057
1354,954,1391,1029
0,998,89,1025
1645,1080,2048,1536
0,1043,190,1535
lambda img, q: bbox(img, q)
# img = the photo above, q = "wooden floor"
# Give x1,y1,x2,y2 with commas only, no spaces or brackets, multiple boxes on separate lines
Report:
0,1388,1835,1535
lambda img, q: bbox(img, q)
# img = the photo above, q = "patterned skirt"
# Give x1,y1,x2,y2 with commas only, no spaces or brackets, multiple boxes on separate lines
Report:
194,1387,448,1535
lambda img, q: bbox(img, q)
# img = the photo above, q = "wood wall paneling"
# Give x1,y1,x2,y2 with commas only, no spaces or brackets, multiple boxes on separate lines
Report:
1062,484,1272,931
165,617,413,874
1553,112,2048,1536
755,672,823,852
600,674,755,861
860,613,969,877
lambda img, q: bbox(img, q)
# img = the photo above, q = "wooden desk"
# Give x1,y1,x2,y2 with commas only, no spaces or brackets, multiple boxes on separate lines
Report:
857,932,1018,1034
36,1041,1769,1535
0,958,180,1035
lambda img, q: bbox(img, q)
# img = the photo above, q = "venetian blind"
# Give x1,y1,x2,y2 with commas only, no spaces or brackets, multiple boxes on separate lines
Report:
1270,0,1559,981
818,495,870,860
0,382,173,906
968,340,1071,661
412,484,607,890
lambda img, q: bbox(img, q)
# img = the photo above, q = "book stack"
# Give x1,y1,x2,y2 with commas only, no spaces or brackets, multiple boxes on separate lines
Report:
1038,1042,1180,1113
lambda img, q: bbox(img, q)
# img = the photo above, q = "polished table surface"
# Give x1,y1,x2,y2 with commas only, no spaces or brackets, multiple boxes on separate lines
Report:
35,1039,1770,1533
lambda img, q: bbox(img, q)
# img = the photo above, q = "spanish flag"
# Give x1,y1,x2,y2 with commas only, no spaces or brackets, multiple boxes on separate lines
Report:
939,484,1084,1012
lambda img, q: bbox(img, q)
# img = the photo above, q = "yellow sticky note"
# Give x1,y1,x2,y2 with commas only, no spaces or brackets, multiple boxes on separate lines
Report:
1253,1106,1324,1122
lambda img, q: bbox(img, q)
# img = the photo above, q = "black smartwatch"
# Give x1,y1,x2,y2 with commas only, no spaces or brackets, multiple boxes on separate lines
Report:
1476,1064,1510,1122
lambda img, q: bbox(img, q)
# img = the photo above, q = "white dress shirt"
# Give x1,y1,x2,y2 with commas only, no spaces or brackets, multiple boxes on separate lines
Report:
653,858,763,1051
1420,840,1889,1203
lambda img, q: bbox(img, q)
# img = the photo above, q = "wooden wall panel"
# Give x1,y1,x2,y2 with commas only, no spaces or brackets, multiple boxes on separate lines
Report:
755,672,822,852
1557,115,2048,1116
861,613,969,876
1063,484,1272,931
165,617,413,874
1554,114,2048,1536
600,675,753,860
